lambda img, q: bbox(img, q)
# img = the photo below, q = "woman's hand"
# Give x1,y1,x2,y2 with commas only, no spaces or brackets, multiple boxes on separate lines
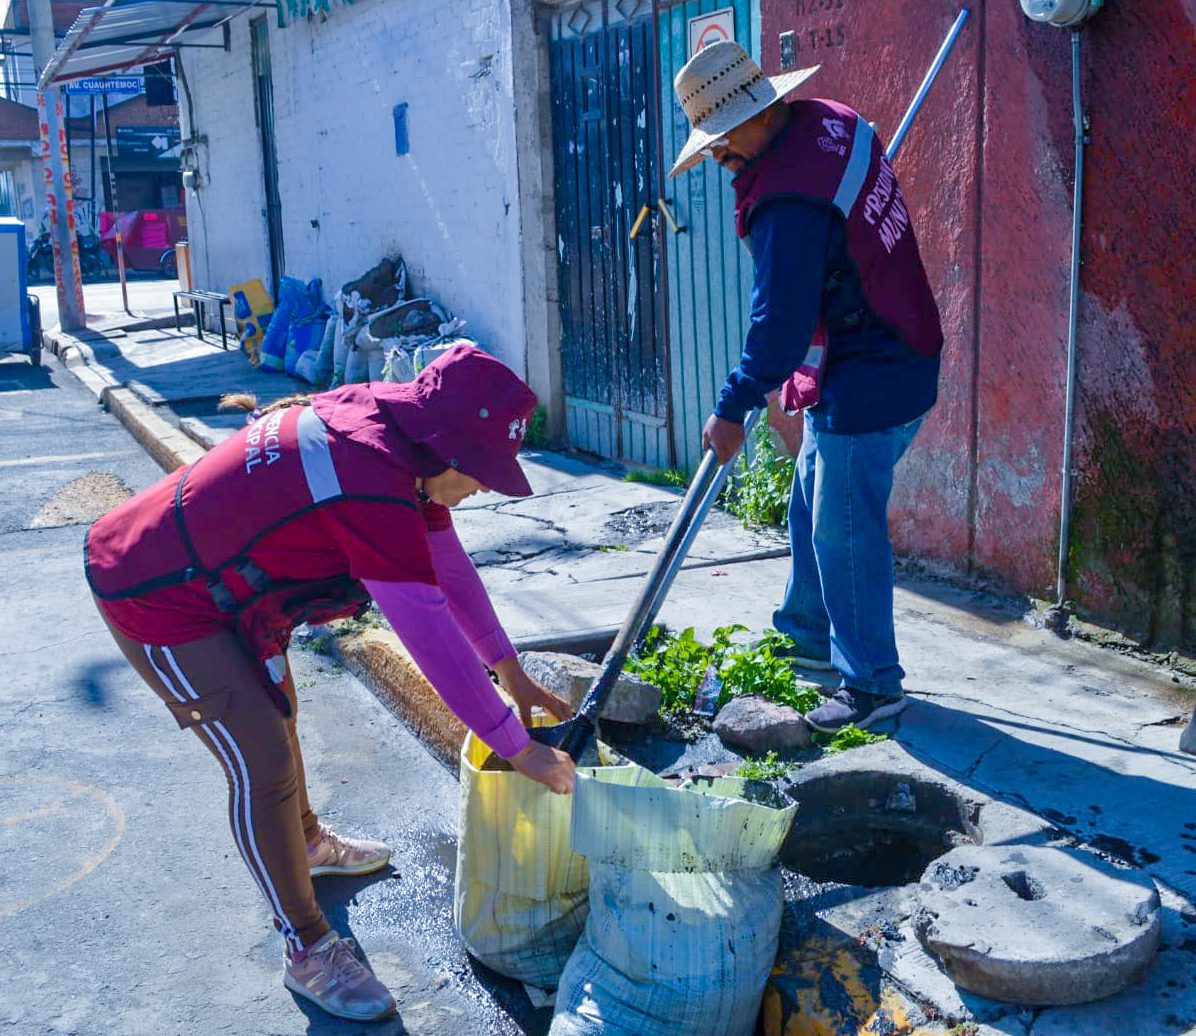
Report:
508,739,576,795
493,657,575,726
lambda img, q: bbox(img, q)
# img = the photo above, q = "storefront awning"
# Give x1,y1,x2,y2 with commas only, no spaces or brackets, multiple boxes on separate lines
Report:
38,0,268,89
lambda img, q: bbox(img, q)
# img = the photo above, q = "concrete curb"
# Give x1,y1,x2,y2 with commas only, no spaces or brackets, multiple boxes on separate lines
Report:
48,327,206,474
101,387,206,472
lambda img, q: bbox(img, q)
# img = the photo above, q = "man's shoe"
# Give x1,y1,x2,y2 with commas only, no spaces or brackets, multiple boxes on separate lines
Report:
307,824,391,878
805,688,906,733
284,931,397,1022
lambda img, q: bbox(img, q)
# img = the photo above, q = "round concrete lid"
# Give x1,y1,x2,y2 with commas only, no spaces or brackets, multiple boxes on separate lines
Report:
913,845,1161,1006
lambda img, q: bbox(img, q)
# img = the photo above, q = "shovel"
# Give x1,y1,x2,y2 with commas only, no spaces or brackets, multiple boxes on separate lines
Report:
519,410,762,763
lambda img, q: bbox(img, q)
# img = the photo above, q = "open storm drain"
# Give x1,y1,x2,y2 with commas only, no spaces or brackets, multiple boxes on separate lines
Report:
781,771,981,887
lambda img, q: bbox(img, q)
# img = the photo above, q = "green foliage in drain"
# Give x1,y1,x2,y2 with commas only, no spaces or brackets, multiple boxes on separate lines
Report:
734,750,792,781
626,624,821,717
721,419,795,528
816,724,889,753
623,467,689,488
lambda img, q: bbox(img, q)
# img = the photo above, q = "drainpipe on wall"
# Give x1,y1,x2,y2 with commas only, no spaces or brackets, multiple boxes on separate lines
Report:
1018,0,1102,631
1044,28,1089,633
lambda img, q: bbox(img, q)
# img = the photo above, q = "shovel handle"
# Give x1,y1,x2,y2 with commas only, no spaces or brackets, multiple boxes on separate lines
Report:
555,409,760,760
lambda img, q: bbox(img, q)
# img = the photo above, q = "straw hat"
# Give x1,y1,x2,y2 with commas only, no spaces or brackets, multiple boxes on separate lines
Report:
669,40,819,177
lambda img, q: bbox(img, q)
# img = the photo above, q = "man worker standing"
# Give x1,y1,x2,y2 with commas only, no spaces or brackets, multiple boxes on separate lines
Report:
669,41,944,733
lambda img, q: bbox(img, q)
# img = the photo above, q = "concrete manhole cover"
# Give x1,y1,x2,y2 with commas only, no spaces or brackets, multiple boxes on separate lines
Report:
28,471,133,529
913,844,1161,1006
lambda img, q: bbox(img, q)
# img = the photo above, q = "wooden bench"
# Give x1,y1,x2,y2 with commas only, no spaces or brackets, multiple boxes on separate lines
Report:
173,289,234,350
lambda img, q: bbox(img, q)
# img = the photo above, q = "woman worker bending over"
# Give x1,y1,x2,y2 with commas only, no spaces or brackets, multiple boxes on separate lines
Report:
86,343,575,1022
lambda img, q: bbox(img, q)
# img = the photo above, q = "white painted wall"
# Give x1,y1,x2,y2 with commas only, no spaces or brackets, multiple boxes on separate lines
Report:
178,0,549,379
0,148,43,224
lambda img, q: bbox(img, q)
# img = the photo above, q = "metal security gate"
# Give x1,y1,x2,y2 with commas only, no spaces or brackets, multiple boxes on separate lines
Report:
549,0,673,467
658,0,758,471
251,17,285,300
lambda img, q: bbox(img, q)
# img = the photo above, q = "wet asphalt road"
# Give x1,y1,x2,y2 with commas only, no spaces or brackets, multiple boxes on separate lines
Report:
0,352,544,1034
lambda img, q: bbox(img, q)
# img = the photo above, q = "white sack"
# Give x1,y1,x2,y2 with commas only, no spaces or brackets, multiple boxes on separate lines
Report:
549,770,797,1036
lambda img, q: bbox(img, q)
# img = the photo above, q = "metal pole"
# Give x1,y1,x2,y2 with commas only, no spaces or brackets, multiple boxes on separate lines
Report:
1052,29,1087,613
101,91,132,316
28,0,85,330
888,8,971,160
89,94,97,230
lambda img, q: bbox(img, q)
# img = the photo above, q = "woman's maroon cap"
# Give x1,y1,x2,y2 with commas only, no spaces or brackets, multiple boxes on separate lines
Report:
381,342,537,497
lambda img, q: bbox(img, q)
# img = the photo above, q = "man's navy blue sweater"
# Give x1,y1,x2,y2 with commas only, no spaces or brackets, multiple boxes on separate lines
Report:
713,198,940,434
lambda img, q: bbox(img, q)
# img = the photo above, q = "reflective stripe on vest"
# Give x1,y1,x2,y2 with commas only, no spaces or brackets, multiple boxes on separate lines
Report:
297,405,342,503
832,119,874,219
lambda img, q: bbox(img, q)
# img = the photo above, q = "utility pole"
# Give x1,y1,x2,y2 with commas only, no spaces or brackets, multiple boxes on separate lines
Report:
29,0,86,330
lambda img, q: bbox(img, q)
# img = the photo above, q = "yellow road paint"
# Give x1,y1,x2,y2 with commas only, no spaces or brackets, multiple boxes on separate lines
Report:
0,775,126,919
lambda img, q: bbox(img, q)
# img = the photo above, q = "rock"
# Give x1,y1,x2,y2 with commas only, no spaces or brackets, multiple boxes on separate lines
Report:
913,845,1161,1006
713,695,812,752
1180,706,1196,756
517,651,661,724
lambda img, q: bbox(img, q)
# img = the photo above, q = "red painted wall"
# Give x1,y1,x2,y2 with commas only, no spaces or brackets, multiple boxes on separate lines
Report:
758,0,1196,648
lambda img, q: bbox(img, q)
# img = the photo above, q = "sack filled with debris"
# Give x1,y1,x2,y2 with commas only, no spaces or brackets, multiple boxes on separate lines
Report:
548,769,797,1036
454,726,632,990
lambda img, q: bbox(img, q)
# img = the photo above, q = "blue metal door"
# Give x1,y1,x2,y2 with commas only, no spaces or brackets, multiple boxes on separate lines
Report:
658,0,760,471
549,0,672,466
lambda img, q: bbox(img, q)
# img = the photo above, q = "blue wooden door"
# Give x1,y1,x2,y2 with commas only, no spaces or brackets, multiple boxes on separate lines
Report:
549,0,672,466
658,0,760,471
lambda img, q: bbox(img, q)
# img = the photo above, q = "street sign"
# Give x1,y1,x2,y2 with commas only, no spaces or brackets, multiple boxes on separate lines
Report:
688,8,735,57
65,77,142,95
116,126,181,159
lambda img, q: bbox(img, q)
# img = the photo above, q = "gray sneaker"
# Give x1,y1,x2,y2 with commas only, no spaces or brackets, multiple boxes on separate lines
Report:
805,688,906,733
284,931,397,1022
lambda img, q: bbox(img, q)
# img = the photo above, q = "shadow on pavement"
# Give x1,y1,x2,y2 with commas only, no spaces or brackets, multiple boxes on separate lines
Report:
71,659,126,707
0,357,54,391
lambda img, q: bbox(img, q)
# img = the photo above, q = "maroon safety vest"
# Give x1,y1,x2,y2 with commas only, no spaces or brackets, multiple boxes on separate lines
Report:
86,404,421,714
733,99,943,411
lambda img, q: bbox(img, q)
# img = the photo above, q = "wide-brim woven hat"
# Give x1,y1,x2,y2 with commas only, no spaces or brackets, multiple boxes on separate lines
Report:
669,40,819,177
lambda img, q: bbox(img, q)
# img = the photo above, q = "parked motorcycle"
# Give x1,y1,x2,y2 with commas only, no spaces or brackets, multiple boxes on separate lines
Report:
27,229,111,281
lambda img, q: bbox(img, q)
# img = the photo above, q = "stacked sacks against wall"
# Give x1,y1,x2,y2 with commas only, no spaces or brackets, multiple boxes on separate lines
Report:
549,769,797,1036
258,276,322,373
303,255,475,386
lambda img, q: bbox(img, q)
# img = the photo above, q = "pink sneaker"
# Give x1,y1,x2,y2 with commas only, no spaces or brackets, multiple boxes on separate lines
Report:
306,824,391,878
284,931,396,1021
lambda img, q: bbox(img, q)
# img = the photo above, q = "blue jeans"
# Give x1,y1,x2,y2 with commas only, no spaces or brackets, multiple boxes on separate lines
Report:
773,413,924,698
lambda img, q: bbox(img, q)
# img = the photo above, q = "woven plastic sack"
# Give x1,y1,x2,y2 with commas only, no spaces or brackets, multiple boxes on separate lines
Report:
549,769,797,1036
260,277,319,372
454,727,631,990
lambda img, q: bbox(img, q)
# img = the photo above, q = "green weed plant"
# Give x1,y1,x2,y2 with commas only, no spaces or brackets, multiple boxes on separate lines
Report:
722,419,795,528
735,751,792,781
623,468,689,488
524,405,549,448
625,624,821,717
818,725,889,753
